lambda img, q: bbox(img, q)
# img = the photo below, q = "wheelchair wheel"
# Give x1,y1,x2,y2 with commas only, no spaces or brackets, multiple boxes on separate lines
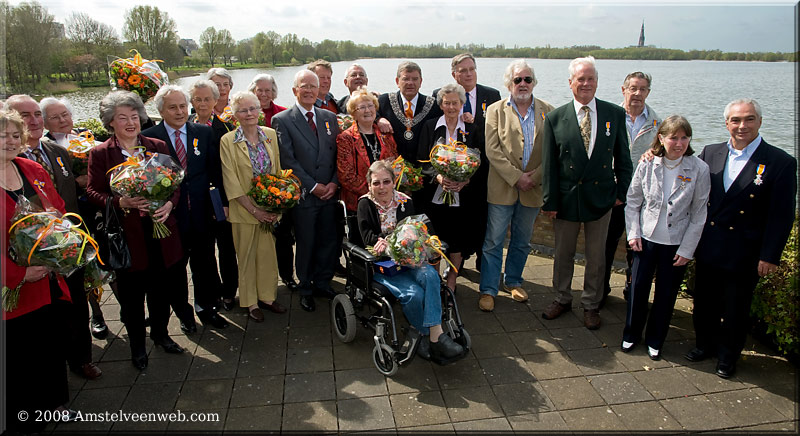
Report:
332,294,357,343
372,343,398,376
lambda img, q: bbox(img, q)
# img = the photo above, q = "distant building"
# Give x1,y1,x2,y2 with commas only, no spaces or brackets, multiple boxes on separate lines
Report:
53,22,65,39
179,39,199,56
638,21,645,47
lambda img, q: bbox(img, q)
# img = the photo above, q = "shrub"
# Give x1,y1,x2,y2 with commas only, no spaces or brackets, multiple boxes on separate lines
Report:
74,118,111,142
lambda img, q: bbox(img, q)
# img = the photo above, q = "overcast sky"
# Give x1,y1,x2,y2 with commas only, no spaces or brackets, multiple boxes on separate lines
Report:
20,0,799,53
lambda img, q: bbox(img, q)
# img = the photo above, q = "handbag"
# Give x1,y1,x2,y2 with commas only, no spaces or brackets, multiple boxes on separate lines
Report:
96,196,132,271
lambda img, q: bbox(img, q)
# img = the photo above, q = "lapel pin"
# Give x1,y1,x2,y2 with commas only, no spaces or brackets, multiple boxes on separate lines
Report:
754,164,765,185
193,138,200,156
605,121,611,137
325,121,331,136
56,156,69,177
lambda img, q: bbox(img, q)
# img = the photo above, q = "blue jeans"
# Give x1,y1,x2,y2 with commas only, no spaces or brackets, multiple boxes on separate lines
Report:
374,264,442,335
479,201,540,296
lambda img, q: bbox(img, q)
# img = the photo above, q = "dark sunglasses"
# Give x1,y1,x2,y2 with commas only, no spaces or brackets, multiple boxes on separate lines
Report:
513,76,533,85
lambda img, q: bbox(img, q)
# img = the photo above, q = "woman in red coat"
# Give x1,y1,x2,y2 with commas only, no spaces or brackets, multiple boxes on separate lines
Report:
337,87,398,212
1,110,73,433
86,91,184,371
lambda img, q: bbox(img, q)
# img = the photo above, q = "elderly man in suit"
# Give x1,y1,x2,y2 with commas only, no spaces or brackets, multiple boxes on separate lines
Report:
143,85,231,331
7,94,102,380
685,98,796,378
477,60,554,312
541,57,633,330
273,69,341,312
337,64,369,114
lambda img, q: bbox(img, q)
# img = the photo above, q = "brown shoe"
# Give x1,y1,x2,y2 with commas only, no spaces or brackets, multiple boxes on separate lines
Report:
503,284,529,302
584,309,601,330
478,294,495,312
259,301,287,314
72,363,102,380
542,301,571,320
248,307,265,322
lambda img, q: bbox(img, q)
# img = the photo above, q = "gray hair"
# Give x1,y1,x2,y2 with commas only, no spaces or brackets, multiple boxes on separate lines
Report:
451,53,476,73
190,79,220,100
502,59,538,90
153,85,190,112
345,63,367,79
247,74,279,99
436,83,466,106
724,98,763,120
293,69,319,88
98,90,147,132
568,56,597,79
622,71,652,89
229,91,260,113
39,97,73,121
206,67,233,87
365,159,395,185
5,94,37,112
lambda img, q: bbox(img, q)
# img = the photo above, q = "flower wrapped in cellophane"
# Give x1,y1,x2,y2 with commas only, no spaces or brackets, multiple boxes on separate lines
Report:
247,169,302,232
66,131,100,176
337,114,355,131
382,214,455,272
83,258,114,303
428,140,481,205
108,50,169,102
108,152,184,238
391,156,424,193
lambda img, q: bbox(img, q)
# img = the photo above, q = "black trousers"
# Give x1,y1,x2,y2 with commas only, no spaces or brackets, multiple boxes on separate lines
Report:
182,224,221,312
211,218,239,301
604,203,633,294
274,208,296,283
65,268,92,369
623,239,687,350
293,203,338,296
693,260,760,364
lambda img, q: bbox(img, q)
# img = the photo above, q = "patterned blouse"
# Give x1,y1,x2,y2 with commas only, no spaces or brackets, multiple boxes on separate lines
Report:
362,190,411,235
233,126,272,176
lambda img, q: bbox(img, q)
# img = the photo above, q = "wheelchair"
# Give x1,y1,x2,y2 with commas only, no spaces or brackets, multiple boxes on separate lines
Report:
331,201,470,376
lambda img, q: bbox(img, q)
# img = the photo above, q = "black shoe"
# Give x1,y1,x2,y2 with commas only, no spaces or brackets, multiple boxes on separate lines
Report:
430,333,464,360
313,287,337,300
131,354,148,370
620,341,635,353
153,337,184,354
180,320,197,334
417,336,431,360
684,347,712,362
300,295,316,312
198,311,229,329
335,263,348,277
647,346,662,361
221,299,235,311
716,360,736,378
90,318,109,340
282,278,299,292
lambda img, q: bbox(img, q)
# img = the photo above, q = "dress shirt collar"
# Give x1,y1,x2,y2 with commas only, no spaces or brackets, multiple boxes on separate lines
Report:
573,98,597,117
509,95,535,119
401,93,419,111
434,115,466,138
163,123,186,140
726,134,762,157
296,102,316,122
626,105,648,123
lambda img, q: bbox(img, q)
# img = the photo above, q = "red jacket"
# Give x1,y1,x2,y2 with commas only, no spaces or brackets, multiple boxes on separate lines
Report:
86,135,183,272
336,123,398,211
2,157,71,320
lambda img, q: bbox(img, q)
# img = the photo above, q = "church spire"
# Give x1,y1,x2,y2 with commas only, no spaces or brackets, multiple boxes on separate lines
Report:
638,20,645,47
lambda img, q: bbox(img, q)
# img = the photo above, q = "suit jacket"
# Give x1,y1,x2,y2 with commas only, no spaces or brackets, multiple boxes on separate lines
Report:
542,98,632,222
24,138,80,214
625,155,710,259
219,126,282,225
2,158,71,320
416,119,483,205
336,123,398,211
625,103,661,163
432,83,501,131
377,91,442,164
86,135,183,272
142,121,223,234
272,105,340,209
485,97,555,208
694,140,797,270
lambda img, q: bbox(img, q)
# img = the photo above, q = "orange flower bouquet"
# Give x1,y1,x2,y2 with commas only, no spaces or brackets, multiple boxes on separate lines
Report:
428,140,481,205
66,131,100,176
108,50,169,102
247,169,302,232
391,156,424,193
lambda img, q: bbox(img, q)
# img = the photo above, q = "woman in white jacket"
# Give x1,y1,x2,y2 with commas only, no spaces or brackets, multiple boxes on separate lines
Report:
623,115,710,360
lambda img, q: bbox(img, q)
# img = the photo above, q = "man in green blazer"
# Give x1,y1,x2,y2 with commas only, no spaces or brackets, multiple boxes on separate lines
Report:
540,57,633,330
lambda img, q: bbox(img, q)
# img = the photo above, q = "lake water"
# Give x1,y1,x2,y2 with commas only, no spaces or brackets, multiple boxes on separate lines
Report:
66,58,797,157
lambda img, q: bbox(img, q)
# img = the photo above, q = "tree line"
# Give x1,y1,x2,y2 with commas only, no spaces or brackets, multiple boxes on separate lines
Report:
2,1,796,95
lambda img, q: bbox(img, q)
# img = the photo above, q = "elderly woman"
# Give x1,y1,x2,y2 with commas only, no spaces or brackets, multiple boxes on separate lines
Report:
1,110,75,432
623,115,710,360
248,74,286,128
417,83,483,292
207,67,234,118
358,160,464,360
337,86,399,212
219,91,286,321
41,96,76,146
86,91,185,370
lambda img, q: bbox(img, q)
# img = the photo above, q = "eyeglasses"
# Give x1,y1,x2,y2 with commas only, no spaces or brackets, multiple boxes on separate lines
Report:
355,103,375,112
297,84,319,90
348,72,367,78
513,76,533,85
192,97,215,103
213,82,231,89
625,86,650,93
47,112,71,122
235,107,260,114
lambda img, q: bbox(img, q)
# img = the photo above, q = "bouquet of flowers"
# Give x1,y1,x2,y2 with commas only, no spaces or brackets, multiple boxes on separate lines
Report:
247,169,302,232
391,156,424,193
83,258,114,303
337,114,355,131
66,131,99,176
108,50,169,102
108,152,184,238
428,140,481,205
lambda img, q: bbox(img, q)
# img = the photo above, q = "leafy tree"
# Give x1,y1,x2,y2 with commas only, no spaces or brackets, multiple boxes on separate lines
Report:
122,6,179,61
4,1,59,88
218,29,235,66
236,38,253,65
199,26,221,66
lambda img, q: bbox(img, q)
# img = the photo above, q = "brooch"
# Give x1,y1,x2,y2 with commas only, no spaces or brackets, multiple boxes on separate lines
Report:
754,164,765,185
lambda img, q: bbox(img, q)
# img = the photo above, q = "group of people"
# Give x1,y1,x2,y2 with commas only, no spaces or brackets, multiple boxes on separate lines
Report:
1,53,796,433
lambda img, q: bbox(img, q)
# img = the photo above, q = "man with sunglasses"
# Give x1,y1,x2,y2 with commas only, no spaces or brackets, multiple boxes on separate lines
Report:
541,56,632,330
477,60,554,312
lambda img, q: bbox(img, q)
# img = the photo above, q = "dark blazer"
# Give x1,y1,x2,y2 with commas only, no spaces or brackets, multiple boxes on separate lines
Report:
416,120,484,199
142,121,224,234
377,91,442,164
86,135,183,272
542,99,632,222
30,138,80,214
356,195,417,248
273,105,340,209
694,140,797,270
432,83,501,130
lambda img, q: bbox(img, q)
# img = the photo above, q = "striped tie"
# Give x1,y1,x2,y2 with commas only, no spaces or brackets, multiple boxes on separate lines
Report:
31,147,55,183
579,106,591,153
174,130,187,169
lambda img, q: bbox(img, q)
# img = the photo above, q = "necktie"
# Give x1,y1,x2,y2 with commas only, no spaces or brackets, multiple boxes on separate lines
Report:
306,111,317,135
579,106,592,153
174,130,187,169
31,148,55,183
463,92,472,114
404,101,413,119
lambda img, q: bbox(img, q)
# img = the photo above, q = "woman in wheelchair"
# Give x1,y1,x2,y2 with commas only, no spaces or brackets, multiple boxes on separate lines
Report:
356,160,464,361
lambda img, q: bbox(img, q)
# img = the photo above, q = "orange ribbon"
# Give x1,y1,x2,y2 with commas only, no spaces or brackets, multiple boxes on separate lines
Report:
8,212,104,266
106,155,143,175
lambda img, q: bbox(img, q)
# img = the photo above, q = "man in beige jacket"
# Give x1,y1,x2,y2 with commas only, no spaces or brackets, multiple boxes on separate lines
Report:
478,60,554,311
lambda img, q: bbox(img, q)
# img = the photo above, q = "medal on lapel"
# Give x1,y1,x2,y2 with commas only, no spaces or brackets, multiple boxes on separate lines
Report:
55,156,69,177
677,175,692,190
605,121,611,137
32,179,49,200
325,121,331,136
482,102,487,118
193,138,200,156
754,164,765,185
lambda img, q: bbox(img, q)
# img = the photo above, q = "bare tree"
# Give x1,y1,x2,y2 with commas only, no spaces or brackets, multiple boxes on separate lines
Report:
218,29,235,66
122,5,178,61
